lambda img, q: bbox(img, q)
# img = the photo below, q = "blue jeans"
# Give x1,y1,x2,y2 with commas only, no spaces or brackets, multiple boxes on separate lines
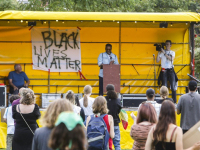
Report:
113,126,121,150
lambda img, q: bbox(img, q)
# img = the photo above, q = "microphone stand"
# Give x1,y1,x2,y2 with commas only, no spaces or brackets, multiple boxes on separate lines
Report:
153,54,156,92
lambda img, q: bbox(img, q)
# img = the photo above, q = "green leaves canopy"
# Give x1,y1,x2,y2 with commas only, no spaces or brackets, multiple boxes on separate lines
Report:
0,0,199,12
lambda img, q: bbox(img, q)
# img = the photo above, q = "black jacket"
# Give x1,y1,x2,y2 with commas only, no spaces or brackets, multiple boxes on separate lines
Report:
105,96,122,126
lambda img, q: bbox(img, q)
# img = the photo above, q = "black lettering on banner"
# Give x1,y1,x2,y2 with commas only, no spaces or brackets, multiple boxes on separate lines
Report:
61,50,67,58
38,56,47,67
50,58,57,69
60,33,69,50
69,61,75,69
42,31,53,49
44,49,51,58
65,58,71,69
73,32,79,49
56,57,61,69
68,32,75,49
53,30,62,48
75,60,81,71
34,46,42,56
34,30,81,71
53,50,60,58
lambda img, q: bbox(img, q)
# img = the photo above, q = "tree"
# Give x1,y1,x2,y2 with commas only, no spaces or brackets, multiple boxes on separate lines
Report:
2,0,199,12
0,0,17,11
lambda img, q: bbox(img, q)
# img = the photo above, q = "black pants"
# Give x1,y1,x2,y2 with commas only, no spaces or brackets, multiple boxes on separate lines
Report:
99,76,103,96
162,69,177,103
9,86,24,94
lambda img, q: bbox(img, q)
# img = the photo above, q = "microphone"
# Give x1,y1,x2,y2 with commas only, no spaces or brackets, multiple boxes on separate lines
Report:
153,54,155,57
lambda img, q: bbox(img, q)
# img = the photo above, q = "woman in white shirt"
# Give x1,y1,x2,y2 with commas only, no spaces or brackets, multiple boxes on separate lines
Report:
79,85,95,118
65,90,81,115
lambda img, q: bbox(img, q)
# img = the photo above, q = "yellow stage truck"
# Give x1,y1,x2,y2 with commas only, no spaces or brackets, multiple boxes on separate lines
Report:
0,11,199,149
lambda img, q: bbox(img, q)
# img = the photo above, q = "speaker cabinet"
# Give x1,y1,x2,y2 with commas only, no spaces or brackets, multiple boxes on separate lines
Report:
0,86,6,107
122,94,161,107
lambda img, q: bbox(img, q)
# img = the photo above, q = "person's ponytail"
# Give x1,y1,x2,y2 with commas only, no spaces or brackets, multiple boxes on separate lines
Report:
83,95,88,107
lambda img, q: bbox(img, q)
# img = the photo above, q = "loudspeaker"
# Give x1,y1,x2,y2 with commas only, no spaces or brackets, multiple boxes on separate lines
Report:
0,86,6,107
122,94,161,107
160,22,168,28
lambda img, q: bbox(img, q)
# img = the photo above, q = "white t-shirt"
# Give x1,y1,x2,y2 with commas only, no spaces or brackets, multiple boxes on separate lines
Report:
138,101,161,119
159,50,175,69
79,96,95,116
73,105,81,114
3,106,15,134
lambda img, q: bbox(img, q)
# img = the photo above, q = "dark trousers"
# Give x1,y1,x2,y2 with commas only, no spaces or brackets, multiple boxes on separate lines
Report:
162,69,177,103
9,86,19,94
182,129,188,134
99,76,103,96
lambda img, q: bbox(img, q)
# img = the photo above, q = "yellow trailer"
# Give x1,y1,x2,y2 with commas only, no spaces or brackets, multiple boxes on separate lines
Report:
0,11,199,149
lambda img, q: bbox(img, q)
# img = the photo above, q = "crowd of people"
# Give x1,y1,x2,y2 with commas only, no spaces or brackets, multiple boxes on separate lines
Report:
3,81,200,150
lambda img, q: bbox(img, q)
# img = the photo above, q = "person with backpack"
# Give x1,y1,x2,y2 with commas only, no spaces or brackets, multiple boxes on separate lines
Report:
86,96,115,150
105,84,122,150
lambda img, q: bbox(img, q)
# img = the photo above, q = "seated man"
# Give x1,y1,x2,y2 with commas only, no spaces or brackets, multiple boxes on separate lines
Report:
8,64,30,94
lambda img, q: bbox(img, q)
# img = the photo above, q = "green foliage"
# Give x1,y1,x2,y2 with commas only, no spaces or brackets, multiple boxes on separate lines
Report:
0,0,199,12
0,0,17,11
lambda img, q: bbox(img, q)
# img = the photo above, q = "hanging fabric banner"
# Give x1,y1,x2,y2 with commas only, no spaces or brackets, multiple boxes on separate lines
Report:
31,28,81,72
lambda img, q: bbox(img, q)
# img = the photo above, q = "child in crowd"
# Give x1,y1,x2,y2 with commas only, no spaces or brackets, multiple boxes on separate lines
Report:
3,95,20,150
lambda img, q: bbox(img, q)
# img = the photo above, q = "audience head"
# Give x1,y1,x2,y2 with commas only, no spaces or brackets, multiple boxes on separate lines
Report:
160,86,169,99
83,85,92,107
137,102,157,124
146,88,155,100
20,88,35,105
9,95,20,104
92,96,108,115
48,112,85,150
14,64,22,72
188,80,197,92
153,100,176,144
65,90,75,105
18,87,26,97
106,84,118,99
42,99,73,128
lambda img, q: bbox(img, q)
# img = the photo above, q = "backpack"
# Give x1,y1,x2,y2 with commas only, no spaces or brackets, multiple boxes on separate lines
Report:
87,114,110,150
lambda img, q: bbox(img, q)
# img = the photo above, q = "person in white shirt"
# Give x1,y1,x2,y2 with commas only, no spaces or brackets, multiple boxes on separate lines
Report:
65,90,81,115
3,95,20,150
156,40,177,103
138,88,161,119
98,44,119,96
79,85,95,118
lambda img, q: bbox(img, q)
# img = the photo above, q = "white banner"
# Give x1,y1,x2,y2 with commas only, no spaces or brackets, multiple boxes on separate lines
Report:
31,28,81,72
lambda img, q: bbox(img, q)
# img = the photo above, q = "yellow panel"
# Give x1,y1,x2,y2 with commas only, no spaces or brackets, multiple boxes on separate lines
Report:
0,11,199,22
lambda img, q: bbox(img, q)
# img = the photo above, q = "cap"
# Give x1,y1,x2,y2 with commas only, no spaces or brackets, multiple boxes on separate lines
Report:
146,88,155,98
189,80,197,91
106,84,115,91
